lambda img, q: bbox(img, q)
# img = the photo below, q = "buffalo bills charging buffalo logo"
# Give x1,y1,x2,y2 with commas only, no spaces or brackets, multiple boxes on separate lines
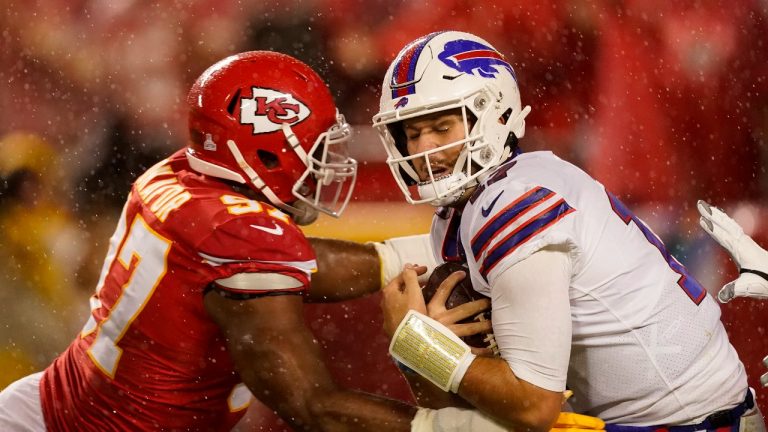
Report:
438,39,517,80
394,97,409,109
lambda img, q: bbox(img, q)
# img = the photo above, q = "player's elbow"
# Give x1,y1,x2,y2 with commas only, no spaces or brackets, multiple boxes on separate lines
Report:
494,391,562,432
512,405,560,432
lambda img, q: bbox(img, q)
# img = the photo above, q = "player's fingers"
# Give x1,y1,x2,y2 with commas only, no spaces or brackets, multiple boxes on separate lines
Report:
402,267,422,293
698,200,739,238
699,215,732,253
402,267,430,311
404,264,429,280
697,200,713,218
429,270,466,308
717,282,735,303
762,354,768,387
381,270,406,295
439,299,491,327
470,346,494,356
448,297,490,320
730,274,768,299
699,216,714,236
449,320,492,338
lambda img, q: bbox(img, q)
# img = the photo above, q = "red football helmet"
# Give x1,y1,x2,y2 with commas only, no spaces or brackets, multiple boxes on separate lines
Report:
186,51,356,224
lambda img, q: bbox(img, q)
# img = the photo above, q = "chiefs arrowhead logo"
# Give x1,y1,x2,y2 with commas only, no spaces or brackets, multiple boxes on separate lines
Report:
240,87,311,134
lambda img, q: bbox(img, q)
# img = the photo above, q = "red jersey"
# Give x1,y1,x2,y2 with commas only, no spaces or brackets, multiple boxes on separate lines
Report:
40,150,316,431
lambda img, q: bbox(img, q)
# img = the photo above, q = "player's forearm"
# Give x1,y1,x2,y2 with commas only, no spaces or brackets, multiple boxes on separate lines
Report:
306,389,417,432
458,356,562,432
402,369,473,409
308,237,381,302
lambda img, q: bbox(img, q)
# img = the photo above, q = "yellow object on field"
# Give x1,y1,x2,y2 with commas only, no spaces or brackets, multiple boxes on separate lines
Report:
551,412,606,432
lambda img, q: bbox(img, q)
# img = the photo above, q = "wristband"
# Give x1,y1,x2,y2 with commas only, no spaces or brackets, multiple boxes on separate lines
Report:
389,310,476,393
371,234,437,286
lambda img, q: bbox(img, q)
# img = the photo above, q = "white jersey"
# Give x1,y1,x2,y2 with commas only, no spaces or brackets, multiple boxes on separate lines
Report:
430,151,747,425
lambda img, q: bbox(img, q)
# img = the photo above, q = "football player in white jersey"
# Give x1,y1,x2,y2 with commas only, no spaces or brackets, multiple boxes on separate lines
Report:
374,30,766,432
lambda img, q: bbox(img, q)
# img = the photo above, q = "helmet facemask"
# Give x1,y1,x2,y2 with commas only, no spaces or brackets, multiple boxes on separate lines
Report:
292,112,357,220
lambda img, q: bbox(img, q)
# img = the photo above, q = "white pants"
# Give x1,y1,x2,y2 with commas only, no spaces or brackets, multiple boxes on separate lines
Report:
742,405,767,432
0,372,46,431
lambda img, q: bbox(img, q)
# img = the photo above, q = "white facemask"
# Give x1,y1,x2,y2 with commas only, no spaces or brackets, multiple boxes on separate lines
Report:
417,172,471,207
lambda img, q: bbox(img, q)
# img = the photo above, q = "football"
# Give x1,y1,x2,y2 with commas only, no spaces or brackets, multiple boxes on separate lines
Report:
422,262,497,353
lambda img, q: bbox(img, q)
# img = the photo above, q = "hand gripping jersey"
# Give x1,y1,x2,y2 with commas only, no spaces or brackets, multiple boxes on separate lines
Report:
39,150,316,431
431,151,747,425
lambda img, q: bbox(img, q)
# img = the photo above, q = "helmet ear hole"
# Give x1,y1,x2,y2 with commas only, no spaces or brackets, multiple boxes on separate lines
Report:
226,88,242,115
257,149,280,169
500,108,513,124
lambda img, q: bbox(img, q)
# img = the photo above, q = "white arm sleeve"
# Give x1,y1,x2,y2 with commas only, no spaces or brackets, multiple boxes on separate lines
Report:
490,245,572,392
411,407,510,432
371,233,438,285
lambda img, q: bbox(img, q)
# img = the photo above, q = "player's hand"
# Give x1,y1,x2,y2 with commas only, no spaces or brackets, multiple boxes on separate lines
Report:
425,269,492,341
381,265,428,337
550,412,605,432
697,200,768,302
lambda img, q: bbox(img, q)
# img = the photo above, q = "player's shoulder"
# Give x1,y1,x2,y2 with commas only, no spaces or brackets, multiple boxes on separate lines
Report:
499,151,580,186
462,153,578,278
142,152,312,262
467,152,574,219
196,193,311,261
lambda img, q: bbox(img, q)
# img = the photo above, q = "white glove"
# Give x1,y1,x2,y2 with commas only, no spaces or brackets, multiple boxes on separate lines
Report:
697,200,768,303
762,355,768,388
411,407,509,432
371,234,438,286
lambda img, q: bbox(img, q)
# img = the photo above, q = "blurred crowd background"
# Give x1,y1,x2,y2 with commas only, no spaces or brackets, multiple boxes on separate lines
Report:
1,0,768,430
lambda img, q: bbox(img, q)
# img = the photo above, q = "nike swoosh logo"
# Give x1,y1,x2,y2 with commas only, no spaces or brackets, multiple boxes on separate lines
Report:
250,222,284,236
481,191,504,217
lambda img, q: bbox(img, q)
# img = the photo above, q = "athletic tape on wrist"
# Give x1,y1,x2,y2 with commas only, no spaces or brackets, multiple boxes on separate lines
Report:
389,310,476,393
370,234,437,287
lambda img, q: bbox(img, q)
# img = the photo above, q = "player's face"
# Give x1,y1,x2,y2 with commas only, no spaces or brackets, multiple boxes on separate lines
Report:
403,110,466,182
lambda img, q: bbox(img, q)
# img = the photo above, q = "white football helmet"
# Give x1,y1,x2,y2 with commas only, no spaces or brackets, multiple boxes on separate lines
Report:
372,31,531,206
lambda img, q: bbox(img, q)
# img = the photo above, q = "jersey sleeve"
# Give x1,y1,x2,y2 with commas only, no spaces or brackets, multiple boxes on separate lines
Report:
466,182,577,284
195,208,316,296
491,246,572,392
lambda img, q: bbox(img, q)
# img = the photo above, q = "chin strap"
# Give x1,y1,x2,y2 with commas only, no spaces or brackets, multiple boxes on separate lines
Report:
226,139,312,222
418,172,471,207
227,140,284,205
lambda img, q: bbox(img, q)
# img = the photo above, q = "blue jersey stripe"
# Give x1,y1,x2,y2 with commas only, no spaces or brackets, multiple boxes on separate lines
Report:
471,187,552,259
480,200,575,278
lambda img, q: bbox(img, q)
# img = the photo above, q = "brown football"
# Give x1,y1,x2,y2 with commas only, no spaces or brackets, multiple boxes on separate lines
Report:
422,262,496,352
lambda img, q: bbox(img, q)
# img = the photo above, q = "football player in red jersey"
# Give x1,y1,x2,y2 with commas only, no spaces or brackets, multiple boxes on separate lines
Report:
0,50,477,432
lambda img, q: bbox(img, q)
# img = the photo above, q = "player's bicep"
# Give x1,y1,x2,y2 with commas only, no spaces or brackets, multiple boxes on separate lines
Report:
490,245,572,392
203,291,335,422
